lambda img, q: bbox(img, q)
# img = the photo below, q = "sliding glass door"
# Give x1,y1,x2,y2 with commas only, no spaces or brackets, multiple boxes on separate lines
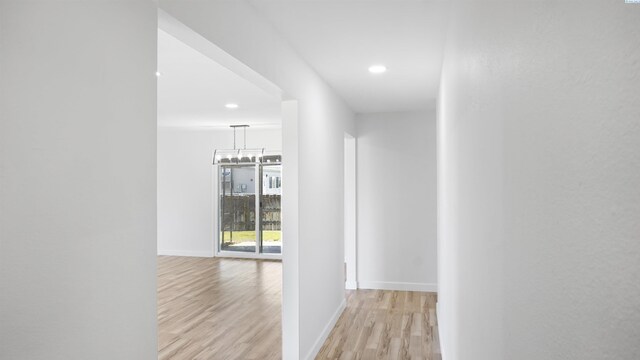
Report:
219,165,257,253
218,162,281,257
260,164,282,254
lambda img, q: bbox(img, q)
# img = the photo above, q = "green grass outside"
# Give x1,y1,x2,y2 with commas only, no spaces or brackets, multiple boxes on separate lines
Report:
221,230,281,242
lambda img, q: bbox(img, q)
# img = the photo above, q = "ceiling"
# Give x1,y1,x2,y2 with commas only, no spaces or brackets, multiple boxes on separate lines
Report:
249,0,449,114
157,29,281,128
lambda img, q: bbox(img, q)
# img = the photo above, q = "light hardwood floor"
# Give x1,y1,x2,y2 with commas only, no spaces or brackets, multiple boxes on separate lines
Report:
158,256,440,360
316,290,441,360
158,256,282,360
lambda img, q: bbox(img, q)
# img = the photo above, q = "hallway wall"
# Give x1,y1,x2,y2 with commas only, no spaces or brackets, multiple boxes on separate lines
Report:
0,2,157,359
438,2,640,359
157,127,281,257
356,110,437,292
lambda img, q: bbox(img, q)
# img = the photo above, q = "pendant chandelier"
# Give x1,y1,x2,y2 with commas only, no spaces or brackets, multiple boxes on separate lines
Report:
212,125,281,165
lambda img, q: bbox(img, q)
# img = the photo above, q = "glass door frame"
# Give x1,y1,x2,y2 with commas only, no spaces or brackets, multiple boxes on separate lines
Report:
214,162,282,260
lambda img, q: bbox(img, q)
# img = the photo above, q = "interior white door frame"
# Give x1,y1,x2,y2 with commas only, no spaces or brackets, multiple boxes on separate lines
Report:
344,133,358,289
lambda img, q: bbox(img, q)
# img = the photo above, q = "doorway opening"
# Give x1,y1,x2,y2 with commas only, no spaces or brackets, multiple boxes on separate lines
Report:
157,10,286,360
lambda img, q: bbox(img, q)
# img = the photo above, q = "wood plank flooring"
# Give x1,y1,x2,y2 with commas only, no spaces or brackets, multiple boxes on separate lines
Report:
158,256,440,360
316,290,441,360
158,256,282,360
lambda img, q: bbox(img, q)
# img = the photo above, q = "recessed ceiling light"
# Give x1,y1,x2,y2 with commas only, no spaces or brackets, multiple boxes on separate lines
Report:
225,103,239,109
155,71,162,77
368,65,387,74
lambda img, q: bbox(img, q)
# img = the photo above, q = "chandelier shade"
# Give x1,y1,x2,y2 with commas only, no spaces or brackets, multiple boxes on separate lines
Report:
212,125,280,165
213,148,265,165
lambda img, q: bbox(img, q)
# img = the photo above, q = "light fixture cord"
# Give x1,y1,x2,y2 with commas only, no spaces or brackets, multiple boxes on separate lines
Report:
233,127,236,150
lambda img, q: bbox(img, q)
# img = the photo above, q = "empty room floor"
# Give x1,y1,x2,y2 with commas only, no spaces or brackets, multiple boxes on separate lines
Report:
158,256,439,359
158,256,282,360
317,290,441,360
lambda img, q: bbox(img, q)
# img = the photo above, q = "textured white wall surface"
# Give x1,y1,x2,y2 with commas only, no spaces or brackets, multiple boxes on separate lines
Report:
0,2,158,359
356,111,437,292
157,127,281,257
159,2,356,359
438,2,640,359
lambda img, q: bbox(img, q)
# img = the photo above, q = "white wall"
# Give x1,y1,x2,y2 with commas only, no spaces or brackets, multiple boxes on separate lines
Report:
356,111,437,292
157,127,281,257
158,3,356,359
438,2,640,359
0,2,157,359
